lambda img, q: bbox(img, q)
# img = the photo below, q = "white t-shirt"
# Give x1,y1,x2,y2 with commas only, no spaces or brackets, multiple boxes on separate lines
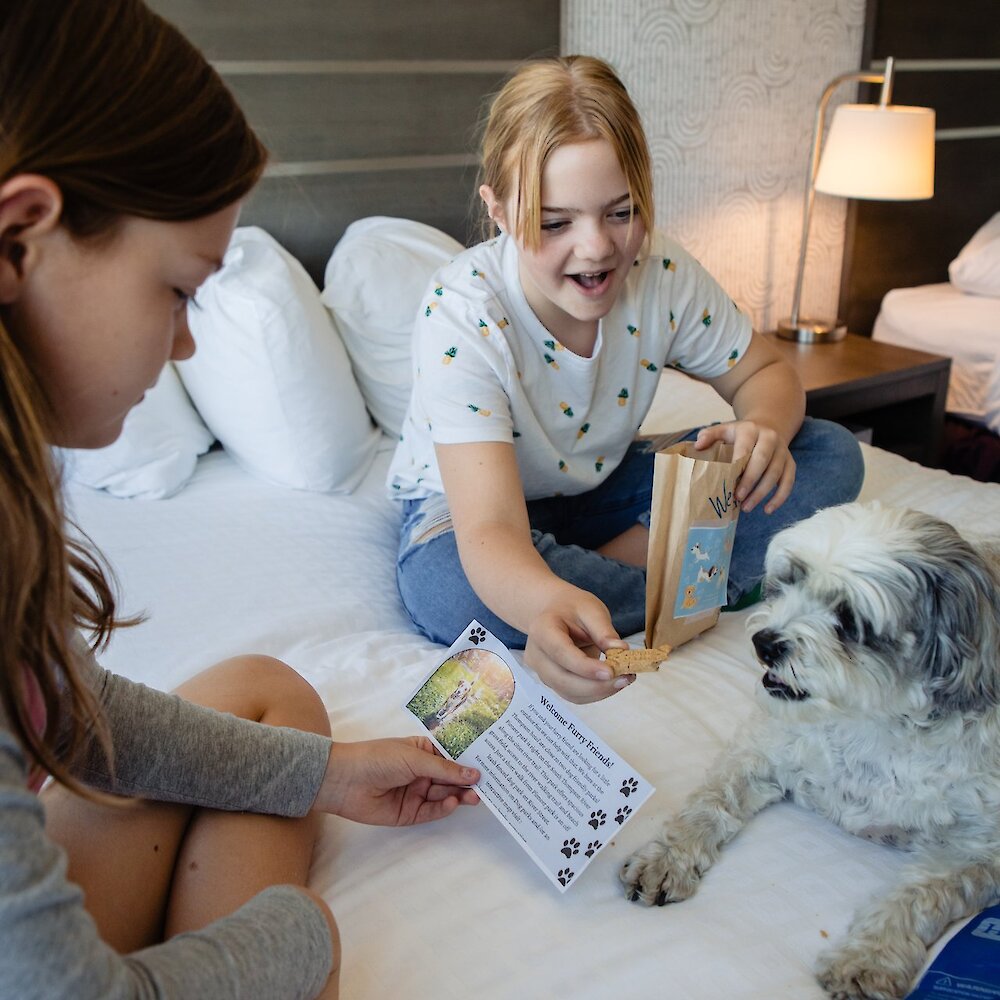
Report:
387,229,751,500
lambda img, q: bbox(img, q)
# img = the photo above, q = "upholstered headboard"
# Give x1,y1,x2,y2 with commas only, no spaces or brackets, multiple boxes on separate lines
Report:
838,0,1000,334
149,0,560,285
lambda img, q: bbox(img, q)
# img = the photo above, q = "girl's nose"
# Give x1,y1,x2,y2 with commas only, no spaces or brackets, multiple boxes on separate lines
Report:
577,222,614,262
171,310,197,361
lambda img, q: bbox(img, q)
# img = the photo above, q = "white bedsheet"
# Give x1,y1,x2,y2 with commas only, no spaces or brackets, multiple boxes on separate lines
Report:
63,376,1000,999
873,282,1000,434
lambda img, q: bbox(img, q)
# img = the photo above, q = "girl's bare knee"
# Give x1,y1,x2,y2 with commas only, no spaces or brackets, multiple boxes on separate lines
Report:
239,656,331,737
176,655,331,737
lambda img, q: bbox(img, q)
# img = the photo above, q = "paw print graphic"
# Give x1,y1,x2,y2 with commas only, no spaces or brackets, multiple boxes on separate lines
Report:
620,777,639,798
467,626,487,646
614,805,633,825
584,840,602,858
588,810,607,830
557,868,575,886
560,838,580,858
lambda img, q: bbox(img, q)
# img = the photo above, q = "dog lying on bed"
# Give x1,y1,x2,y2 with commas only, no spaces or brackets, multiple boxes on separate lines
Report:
620,501,1000,1000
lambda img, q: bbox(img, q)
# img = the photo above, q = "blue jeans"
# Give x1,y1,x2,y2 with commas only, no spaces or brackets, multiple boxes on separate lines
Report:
395,417,864,648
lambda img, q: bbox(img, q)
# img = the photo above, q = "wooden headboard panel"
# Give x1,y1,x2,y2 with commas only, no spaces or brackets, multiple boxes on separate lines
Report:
838,0,1000,335
149,1,560,285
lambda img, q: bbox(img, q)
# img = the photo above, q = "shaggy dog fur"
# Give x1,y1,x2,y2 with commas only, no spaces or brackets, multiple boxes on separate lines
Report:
620,501,1000,1000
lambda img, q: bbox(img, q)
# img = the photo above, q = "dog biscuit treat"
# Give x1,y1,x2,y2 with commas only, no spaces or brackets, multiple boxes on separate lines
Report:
604,645,672,676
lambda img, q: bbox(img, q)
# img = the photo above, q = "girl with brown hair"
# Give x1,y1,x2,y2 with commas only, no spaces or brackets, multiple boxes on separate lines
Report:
0,3,478,996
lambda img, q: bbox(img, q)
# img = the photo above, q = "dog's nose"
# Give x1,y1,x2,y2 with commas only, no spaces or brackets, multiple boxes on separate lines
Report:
752,629,789,666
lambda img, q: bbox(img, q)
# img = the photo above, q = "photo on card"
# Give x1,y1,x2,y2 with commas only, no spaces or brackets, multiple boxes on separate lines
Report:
406,636,515,759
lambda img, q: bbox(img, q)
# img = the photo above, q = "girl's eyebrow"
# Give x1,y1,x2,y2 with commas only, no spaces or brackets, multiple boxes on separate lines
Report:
541,193,631,215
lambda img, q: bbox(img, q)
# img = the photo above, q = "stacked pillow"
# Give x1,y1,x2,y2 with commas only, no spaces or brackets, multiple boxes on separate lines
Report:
63,226,381,498
949,212,1000,298
321,216,464,438
178,227,380,492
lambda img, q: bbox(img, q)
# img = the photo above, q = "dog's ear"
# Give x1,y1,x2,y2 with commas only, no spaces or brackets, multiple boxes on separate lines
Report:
906,540,1000,714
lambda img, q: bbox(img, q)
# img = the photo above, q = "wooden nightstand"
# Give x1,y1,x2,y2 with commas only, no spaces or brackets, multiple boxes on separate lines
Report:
763,332,951,467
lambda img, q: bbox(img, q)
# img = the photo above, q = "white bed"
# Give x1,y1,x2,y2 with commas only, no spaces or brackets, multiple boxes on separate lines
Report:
872,211,1000,454
873,282,1000,435
63,347,1000,998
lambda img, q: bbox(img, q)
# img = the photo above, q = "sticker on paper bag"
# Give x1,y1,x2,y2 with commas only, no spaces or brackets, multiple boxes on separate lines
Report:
673,521,737,618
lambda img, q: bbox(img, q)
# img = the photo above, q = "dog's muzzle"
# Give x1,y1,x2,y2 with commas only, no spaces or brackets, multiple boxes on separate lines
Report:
751,629,809,701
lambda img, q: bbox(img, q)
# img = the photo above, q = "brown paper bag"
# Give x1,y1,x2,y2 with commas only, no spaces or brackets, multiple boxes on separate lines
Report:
644,436,749,650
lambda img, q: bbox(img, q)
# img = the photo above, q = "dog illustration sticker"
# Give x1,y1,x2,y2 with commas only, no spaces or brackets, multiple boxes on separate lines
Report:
673,522,736,618
406,644,515,759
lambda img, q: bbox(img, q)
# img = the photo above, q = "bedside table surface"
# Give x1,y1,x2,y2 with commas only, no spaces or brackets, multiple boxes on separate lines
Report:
761,331,951,466
762,331,950,396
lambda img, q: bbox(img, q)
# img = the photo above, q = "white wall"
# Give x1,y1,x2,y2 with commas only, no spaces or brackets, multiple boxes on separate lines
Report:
563,0,866,332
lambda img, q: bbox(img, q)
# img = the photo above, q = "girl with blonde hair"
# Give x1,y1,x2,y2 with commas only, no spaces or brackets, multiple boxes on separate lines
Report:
0,3,478,996
390,55,863,704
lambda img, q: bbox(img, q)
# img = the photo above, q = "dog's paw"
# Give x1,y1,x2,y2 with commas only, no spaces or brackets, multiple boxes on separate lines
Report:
619,833,706,906
816,944,914,1000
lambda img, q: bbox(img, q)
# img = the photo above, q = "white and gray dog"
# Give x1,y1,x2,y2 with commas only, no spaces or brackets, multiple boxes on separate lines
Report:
620,501,1000,1000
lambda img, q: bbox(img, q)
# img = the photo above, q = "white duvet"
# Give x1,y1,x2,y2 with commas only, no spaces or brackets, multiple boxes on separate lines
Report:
64,376,1000,999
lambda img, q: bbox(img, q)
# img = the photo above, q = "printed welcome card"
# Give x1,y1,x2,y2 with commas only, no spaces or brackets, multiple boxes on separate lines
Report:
404,621,654,892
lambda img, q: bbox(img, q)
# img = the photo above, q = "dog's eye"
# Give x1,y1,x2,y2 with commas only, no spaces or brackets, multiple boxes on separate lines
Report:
762,577,781,599
834,602,860,644
786,558,807,585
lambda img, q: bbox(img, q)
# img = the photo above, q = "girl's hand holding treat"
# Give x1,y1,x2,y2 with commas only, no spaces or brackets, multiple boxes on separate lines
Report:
523,586,633,704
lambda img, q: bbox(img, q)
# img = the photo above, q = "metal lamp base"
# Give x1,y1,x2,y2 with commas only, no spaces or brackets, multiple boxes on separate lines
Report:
776,318,848,344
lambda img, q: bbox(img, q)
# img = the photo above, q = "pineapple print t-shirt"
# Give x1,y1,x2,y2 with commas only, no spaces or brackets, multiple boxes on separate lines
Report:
387,229,752,501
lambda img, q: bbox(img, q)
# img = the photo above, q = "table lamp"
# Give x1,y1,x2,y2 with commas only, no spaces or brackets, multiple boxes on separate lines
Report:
778,56,936,342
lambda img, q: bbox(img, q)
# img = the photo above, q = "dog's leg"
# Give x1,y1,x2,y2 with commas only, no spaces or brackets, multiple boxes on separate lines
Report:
816,859,1000,1000
620,728,784,906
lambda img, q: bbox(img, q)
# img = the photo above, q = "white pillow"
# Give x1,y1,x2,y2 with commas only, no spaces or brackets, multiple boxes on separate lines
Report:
60,363,213,500
321,216,464,437
949,212,1000,297
178,227,380,493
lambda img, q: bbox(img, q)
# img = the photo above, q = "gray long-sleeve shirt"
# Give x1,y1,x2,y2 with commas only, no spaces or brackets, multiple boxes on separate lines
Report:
0,647,335,998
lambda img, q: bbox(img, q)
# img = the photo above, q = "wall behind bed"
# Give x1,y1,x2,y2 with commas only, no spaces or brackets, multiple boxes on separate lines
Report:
564,0,866,333
839,0,1000,335
149,0,559,286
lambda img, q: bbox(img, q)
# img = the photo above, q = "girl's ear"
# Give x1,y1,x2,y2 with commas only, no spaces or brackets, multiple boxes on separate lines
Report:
0,175,62,304
478,184,507,233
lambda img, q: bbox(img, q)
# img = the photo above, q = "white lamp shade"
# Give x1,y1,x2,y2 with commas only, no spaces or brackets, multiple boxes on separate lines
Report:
814,104,935,200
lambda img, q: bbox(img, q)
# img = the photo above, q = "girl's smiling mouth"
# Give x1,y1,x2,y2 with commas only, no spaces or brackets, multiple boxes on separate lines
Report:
569,270,612,293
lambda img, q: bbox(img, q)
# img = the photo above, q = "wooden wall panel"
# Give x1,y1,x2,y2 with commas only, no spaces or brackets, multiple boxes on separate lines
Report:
242,168,480,284
225,72,509,163
149,1,559,283
153,0,558,61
